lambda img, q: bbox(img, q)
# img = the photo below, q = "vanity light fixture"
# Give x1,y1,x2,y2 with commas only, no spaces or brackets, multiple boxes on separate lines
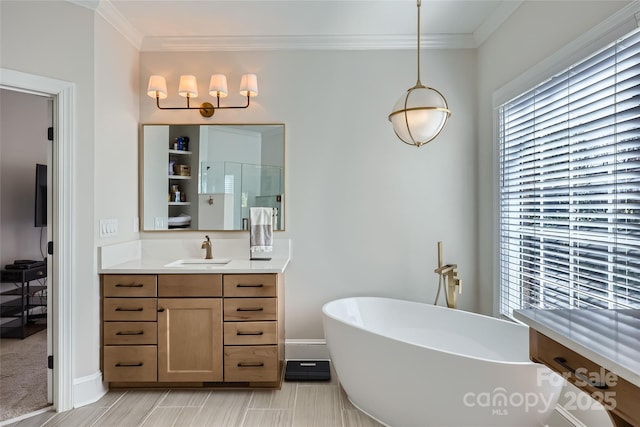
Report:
388,0,451,147
147,73,258,118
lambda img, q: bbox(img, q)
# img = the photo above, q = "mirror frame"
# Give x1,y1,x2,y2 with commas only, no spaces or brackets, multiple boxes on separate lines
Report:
139,123,285,232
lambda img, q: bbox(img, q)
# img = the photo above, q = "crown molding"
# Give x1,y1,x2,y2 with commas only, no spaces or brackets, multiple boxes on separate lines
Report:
473,0,523,46
141,34,477,52
88,0,521,52
95,0,143,50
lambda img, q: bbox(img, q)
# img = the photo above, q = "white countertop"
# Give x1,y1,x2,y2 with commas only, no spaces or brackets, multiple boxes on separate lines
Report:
100,257,289,274
514,309,640,388
98,238,290,274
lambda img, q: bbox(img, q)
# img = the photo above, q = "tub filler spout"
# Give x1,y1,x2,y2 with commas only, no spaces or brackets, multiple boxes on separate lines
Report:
433,241,461,308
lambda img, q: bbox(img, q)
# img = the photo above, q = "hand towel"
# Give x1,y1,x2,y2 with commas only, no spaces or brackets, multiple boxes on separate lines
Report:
250,207,273,254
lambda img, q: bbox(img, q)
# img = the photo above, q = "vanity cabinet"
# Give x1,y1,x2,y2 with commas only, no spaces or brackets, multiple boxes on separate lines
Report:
101,272,284,388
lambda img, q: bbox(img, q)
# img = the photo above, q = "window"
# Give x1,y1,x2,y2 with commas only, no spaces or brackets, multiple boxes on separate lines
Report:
498,28,640,319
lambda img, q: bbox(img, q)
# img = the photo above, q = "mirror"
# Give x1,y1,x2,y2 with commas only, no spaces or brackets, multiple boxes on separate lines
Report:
141,124,284,231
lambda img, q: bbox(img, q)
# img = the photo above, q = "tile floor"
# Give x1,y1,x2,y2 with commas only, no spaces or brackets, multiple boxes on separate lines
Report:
5,378,384,427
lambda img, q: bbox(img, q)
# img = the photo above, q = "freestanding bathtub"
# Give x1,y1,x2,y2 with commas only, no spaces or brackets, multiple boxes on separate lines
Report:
322,297,563,427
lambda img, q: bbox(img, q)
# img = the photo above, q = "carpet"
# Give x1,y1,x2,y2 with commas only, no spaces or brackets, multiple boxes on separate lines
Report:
0,329,48,421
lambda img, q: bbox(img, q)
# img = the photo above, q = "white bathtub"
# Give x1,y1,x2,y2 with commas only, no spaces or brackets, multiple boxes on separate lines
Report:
322,297,563,427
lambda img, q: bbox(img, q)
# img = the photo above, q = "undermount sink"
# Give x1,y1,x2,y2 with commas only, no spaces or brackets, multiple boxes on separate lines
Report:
164,258,231,267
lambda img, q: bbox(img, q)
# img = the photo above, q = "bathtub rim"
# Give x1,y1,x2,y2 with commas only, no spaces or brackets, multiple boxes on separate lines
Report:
322,296,536,366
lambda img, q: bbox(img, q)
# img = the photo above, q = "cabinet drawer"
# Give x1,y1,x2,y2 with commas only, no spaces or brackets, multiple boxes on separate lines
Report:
530,330,640,425
158,274,222,297
223,274,277,297
103,298,157,321
103,275,157,297
104,322,157,345
224,298,277,321
224,321,277,345
224,345,279,382
103,345,157,382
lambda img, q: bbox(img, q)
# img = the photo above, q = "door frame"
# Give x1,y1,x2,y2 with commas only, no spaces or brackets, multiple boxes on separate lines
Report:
1,68,74,412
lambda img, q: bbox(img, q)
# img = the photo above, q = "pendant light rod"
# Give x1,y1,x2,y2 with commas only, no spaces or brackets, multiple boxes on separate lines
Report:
416,0,422,87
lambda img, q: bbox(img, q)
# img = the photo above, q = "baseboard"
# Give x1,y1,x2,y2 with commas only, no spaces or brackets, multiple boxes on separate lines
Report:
285,339,330,360
73,371,108,408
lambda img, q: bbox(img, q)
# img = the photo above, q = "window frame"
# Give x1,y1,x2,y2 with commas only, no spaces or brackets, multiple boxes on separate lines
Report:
491,3,640,317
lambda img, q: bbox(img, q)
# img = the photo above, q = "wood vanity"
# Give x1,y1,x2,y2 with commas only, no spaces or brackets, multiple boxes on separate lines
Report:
101,272,284,388
515,309,640,427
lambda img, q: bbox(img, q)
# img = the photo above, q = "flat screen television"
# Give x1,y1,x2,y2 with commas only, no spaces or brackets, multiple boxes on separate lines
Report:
35,163,47,227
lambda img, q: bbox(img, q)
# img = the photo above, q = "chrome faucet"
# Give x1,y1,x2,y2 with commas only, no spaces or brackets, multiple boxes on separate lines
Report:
201,235,213,259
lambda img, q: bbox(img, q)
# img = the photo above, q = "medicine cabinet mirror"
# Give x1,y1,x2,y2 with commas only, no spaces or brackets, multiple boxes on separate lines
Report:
141,124,284,231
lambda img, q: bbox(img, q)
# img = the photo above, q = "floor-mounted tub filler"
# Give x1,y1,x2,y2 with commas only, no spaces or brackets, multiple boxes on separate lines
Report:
322,297,563,427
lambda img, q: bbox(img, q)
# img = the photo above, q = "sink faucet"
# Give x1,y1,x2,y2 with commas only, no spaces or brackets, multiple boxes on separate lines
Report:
201,235,213,259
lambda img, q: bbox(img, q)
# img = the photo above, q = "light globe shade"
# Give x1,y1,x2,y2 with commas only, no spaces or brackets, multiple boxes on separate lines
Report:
209,74,228,98
178,75,198,98
239,74,258,97
389,86,451,147
147,75,168,99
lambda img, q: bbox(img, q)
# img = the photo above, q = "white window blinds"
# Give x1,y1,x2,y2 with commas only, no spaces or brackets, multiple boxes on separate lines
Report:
498,27,640,319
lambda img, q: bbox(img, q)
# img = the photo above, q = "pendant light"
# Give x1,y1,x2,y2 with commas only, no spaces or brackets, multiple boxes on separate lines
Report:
388,0,451,147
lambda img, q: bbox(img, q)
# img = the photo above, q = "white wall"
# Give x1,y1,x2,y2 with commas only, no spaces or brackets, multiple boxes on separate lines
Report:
140,49,478,339
0,90,49,271
94,13,140,244
476,0,631,316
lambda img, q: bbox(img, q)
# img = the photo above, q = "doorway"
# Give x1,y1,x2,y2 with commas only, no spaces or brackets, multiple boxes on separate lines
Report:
0,89,51,421
0,68,75,417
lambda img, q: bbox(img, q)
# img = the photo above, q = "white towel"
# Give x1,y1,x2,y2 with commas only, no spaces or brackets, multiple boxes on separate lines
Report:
250,207,273,253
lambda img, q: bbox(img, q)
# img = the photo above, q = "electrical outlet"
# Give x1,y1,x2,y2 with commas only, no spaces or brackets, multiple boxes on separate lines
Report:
133,217,139,233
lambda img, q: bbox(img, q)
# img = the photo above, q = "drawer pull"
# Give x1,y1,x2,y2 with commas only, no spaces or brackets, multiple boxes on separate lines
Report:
158,308,165,312
237,284,264,288
237,307,264,312
553,357,608,389
115,283,144,288
115,362,144,367
115,330,144,336
115,307,144,312
237,362,265,368
237,331,264,336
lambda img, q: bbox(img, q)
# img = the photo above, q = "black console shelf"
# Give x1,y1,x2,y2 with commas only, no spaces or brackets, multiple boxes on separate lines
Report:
0,264,47,339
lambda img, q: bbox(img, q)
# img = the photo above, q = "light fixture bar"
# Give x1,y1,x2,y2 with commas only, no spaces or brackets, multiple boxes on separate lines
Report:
148,74,258,117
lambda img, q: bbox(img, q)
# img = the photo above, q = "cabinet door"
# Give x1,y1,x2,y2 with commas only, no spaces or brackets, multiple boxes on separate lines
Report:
158,298,223,382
